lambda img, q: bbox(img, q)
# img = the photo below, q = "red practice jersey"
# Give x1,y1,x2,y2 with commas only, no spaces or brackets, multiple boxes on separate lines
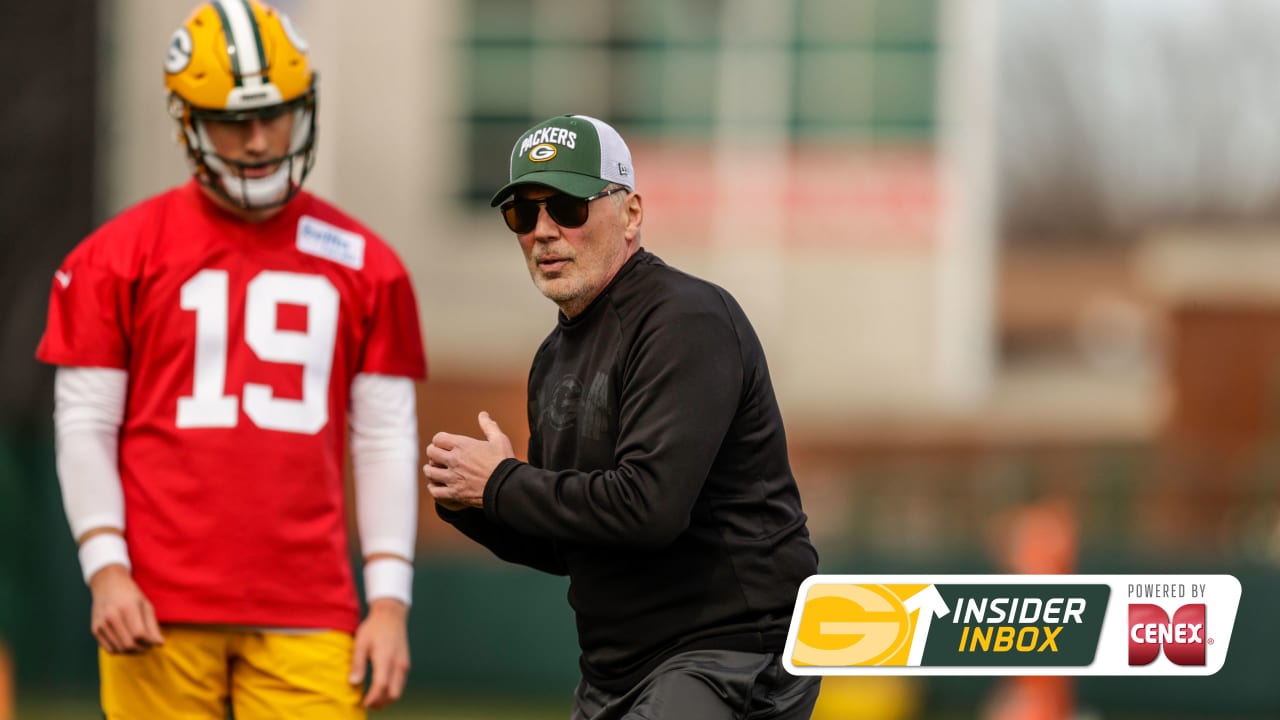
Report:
37,180,427,632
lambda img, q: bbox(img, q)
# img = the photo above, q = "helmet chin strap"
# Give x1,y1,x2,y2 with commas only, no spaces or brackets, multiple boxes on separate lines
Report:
204,155,292,207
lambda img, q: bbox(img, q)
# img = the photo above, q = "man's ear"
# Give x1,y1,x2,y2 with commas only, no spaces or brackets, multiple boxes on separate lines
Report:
624,191,644,242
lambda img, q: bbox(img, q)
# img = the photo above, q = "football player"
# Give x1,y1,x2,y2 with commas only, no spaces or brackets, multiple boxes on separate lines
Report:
37,2,426,717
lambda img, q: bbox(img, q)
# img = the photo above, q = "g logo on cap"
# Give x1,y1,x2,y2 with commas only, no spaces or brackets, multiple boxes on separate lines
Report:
530,144,558,162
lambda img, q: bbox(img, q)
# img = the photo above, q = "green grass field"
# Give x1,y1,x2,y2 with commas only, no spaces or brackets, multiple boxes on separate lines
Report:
18,693,569,720
19,695,1277,720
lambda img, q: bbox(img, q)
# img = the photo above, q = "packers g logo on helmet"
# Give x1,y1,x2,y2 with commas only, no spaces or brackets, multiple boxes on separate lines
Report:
164,0,318,210
165,28,193,75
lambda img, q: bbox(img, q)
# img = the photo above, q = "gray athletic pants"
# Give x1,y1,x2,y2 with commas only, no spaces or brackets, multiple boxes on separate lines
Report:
571,649,821,720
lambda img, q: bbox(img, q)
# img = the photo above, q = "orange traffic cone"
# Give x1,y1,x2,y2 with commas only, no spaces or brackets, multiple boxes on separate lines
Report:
984,498,1078,720
0,636,13,720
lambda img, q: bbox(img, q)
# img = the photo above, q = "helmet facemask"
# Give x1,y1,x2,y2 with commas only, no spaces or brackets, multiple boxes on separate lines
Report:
171,86,317,211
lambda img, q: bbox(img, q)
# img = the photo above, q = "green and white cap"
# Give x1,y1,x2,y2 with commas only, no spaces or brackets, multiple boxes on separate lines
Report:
489,114,635,206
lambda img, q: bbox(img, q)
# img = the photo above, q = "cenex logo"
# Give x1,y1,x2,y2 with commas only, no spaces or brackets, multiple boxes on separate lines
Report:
1128,603,1206,666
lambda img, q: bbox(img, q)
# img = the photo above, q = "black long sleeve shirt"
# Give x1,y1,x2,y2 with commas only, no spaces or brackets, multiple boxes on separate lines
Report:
439,249,818,692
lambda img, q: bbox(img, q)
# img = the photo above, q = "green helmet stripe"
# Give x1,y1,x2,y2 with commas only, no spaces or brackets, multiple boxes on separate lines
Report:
240,0,269,83
211,1,241,85
212,0,268,87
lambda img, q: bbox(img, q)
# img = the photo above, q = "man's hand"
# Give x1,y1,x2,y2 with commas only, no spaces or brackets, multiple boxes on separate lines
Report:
423,412,514,510
350,598,411,710
88,564,164,654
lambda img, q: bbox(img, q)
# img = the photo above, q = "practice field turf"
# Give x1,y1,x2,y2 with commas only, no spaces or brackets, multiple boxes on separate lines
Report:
18,693,569,720
18,694,1278,720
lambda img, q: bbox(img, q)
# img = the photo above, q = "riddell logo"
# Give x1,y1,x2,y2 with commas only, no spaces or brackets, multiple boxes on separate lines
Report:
1128,603,1206,666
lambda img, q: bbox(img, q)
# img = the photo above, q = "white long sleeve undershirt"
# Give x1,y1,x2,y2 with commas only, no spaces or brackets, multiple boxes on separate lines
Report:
54,367,130,582
350,373,420,606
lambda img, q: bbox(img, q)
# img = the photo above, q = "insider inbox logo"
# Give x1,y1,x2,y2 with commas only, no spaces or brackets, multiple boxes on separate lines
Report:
784,575,1240,677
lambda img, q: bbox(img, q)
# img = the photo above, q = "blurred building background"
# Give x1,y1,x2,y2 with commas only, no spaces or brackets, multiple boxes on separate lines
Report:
2,0,1279,718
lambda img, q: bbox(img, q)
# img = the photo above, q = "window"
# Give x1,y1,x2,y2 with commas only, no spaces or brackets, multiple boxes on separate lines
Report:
461,0,937,203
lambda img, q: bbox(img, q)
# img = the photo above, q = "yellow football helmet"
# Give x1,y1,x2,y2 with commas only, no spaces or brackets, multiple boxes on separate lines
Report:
164,0,317,209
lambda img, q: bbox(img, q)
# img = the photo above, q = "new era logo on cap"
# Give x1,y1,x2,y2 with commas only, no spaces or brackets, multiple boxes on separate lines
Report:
1128,603,1206,666
490,114,635,206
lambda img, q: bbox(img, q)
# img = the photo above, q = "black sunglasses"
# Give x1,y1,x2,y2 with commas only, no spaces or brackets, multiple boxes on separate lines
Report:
499,187,628,234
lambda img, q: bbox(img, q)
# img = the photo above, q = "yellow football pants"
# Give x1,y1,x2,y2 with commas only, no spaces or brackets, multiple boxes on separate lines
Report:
99,625,364,720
